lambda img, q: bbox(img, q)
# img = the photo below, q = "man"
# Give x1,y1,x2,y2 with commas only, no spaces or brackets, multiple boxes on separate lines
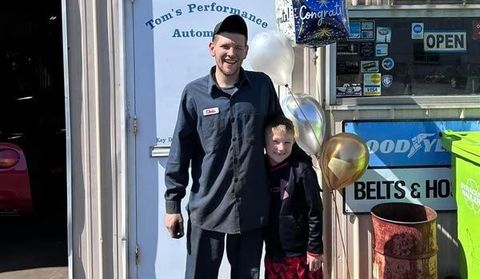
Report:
164,15,283,279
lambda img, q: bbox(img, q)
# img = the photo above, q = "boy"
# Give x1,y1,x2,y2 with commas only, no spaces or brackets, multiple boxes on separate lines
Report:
264,115,324,279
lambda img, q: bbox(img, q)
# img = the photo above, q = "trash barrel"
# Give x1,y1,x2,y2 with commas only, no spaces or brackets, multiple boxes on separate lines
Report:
371,202,438,279
441,130,480,279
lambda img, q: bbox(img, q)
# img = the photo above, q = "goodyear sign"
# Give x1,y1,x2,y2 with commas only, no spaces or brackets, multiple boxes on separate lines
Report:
342,119,480,213
424,31,466,53
343,120,480,167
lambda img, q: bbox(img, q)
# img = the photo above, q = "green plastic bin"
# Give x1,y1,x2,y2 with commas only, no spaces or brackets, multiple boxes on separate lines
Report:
441,130,480,279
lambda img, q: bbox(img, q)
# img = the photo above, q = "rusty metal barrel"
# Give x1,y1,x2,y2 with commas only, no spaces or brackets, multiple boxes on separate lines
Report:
371,202,438,279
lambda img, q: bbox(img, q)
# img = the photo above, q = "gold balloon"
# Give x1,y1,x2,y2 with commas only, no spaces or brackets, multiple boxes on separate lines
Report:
319,133,369,191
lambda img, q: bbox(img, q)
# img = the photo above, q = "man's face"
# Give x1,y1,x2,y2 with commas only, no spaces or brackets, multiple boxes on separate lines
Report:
265,129,294,166
209,32,248,80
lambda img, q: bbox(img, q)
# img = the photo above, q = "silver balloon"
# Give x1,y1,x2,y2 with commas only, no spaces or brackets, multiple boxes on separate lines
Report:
248,30,295,86
281,94,326,155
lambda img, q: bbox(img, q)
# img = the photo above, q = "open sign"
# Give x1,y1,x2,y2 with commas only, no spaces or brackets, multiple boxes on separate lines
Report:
424,31,466,53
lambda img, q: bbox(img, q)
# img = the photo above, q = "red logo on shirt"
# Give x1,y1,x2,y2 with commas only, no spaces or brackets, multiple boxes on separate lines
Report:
203,107,220,116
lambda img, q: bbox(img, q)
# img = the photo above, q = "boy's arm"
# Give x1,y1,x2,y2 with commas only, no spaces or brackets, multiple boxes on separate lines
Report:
302,166,324,255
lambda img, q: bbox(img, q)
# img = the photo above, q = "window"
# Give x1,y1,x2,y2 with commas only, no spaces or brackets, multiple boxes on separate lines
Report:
336,17,480,98
331,6,480,104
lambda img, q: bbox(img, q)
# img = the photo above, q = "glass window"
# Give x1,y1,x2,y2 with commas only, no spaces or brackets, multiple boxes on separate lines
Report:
335,17,480,98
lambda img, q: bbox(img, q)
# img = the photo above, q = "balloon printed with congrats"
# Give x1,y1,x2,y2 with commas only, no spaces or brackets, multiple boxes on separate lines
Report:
281,93,326,155
319,133,369,191
248,30,295,86
275,0,350,46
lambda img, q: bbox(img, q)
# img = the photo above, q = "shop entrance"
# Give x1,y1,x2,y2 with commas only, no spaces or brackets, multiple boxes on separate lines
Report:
0,1,68,278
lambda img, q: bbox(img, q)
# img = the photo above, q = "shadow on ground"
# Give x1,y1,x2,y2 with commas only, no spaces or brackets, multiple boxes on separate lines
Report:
0,213,67,275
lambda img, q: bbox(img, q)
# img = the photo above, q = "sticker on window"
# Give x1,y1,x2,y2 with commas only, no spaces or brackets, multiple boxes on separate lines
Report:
376,27,391,43
361,61,379,73
364,73,382,96
411,23,424,39
336,83,363,97
382,75,393,88
381,57,395,71
375,44,388,57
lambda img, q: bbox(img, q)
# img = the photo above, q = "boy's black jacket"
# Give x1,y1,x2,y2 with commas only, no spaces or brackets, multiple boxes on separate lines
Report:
265,149,324,257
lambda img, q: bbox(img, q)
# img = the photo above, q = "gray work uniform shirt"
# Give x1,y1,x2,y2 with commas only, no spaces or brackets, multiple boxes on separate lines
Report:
165,67,283,234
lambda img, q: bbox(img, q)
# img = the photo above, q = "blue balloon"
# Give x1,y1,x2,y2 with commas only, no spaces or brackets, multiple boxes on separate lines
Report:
291,0,350,46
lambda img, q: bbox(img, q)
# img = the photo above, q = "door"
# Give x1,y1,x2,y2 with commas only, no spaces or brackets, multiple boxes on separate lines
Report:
126,0,278,278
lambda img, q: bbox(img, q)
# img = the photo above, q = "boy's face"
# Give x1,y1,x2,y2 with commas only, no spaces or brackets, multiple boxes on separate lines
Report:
265,128,294,166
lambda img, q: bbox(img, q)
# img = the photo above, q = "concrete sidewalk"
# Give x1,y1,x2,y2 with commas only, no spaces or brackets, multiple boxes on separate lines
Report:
0,267,67,279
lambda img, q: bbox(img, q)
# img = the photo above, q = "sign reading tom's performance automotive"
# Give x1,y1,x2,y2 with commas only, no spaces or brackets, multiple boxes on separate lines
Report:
342,120,480,213
139,2,275,147
424,31,467,53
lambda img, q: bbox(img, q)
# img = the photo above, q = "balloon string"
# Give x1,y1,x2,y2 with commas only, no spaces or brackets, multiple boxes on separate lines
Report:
285,85,324,155
332,190,353,279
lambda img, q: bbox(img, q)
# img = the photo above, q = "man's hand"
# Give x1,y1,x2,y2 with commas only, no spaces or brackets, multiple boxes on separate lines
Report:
164,213,184,239
307,252,323,272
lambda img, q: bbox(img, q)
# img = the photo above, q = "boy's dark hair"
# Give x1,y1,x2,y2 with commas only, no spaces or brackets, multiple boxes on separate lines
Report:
265,115,295,137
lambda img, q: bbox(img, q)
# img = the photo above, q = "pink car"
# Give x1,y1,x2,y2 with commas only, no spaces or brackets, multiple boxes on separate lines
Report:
0,142,33,215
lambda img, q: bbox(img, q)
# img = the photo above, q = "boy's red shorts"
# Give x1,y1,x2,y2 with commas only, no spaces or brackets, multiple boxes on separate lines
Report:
265,256,323,279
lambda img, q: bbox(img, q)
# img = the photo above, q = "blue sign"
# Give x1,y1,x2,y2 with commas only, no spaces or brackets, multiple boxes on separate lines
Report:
343,120,480,167
349,22,361,39
411,23,424,39
413,24,423,33
381,57,394,71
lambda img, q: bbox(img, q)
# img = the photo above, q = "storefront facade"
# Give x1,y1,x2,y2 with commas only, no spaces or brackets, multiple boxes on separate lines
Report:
323,1,480,278
62,0,479,278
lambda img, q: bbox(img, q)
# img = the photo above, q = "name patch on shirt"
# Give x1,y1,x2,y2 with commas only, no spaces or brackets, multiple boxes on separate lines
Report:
203,107,220,116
